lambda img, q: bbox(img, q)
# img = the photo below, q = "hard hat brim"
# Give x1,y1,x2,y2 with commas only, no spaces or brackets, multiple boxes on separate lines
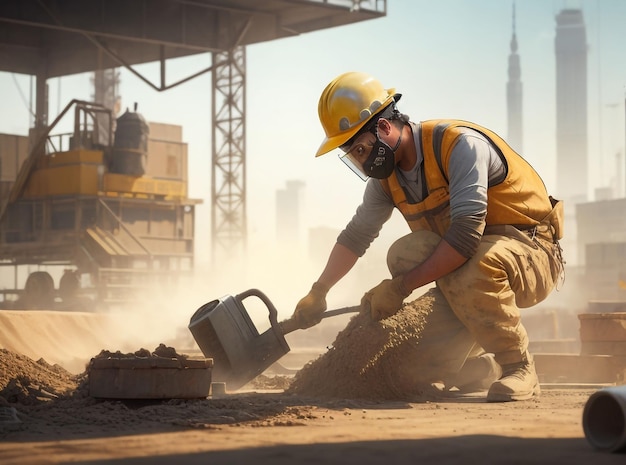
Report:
315,90,398,157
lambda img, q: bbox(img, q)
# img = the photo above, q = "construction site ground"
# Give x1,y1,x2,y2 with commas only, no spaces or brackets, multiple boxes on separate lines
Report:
0,310,624,464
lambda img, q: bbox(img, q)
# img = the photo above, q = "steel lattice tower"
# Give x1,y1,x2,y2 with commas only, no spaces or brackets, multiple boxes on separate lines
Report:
211,47,247,265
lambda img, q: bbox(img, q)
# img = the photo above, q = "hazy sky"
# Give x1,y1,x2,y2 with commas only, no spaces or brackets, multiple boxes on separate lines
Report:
1,0,625,314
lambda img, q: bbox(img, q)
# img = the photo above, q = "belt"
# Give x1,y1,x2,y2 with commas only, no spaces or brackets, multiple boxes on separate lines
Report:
484,223,555,244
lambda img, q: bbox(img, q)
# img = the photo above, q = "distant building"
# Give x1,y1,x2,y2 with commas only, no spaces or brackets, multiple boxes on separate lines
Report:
555,9,588,203
554,8,589,267
276,180,305,247
576,197,626,303
506,2,523,153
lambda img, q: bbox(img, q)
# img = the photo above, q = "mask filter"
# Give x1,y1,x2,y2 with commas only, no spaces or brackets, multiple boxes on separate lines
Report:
362,127,403,179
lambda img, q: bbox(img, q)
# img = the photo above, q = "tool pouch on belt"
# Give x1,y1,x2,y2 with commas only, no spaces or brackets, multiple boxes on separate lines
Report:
540,196,566,286
543,196,564,241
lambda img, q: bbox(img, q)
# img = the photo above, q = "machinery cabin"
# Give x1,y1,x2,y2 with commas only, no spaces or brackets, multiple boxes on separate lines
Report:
0,100,201,310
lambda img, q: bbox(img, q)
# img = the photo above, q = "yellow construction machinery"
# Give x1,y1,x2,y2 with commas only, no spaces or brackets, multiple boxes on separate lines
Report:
0,100,201,310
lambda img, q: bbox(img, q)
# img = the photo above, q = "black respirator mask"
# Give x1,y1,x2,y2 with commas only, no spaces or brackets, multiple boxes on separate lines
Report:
361,126,403,179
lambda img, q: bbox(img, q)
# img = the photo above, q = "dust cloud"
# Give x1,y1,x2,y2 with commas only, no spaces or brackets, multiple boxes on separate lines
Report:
0,205,590,380
0,234,388,376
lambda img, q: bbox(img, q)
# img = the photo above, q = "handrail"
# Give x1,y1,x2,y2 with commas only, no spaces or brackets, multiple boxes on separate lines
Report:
0,99,111,223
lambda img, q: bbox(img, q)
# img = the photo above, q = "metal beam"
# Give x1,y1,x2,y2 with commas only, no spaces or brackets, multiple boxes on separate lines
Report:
0,0,386,77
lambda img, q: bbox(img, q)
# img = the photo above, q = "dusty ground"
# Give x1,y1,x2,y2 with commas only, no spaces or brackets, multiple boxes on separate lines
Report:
0,381,622,465
0,308,625,464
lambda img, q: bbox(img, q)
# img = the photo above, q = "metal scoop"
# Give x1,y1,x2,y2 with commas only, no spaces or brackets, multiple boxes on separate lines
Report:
188,288,358,391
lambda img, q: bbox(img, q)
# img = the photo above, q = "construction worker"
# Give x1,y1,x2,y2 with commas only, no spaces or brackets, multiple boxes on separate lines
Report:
291,71,565,402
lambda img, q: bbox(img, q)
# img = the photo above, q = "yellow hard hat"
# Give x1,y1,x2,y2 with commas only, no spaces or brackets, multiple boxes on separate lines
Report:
316,72,397,157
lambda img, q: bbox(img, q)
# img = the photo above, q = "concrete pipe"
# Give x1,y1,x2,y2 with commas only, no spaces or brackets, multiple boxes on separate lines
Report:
582,385,626,453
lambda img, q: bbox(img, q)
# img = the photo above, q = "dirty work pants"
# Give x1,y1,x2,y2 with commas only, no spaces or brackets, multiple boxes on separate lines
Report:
387,229,560,368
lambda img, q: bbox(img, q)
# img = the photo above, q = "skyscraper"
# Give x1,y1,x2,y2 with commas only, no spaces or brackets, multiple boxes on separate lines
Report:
276,180,305,248
555,9,588,203
507,2,523,153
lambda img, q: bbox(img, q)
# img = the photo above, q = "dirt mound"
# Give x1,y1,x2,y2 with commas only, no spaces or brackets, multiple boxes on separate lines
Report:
288,293,431,400
0,349,80,405
287,288,471,400
0,346,307,440
0,342,289,407
247,374,293,391
91,343,189,363
0,344,193,407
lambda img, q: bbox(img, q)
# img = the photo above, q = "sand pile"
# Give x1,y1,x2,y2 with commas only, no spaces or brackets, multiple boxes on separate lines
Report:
0,345,303,439
0,344,189,406
0,343,288,409
287,288,475,401
0,349,81,405
89,343,190,365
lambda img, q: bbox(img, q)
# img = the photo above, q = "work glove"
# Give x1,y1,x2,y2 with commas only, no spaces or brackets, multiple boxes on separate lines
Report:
293,282,329,329
361,275,410,321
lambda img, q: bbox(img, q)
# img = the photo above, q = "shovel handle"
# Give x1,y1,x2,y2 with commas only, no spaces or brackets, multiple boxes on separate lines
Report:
320,305,361,319
279,305,360,335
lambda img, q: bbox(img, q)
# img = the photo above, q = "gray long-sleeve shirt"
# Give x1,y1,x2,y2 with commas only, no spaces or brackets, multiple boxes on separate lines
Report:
337,122,507,258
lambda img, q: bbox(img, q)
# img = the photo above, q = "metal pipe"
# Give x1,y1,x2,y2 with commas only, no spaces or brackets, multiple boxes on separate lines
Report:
583,385,626,452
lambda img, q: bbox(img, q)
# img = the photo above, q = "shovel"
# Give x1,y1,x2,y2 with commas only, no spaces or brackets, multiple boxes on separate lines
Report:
188,288,359,391
278,306,360,335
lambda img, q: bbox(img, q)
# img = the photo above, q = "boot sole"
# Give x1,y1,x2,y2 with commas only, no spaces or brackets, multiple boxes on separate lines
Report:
486,383,541,402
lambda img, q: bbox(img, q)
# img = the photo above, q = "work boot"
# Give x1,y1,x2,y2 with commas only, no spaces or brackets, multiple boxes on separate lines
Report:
447,353,502,392
486,355,540,402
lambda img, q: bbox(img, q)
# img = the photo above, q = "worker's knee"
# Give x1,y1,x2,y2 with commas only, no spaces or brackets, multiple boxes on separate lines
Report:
387,230,441,275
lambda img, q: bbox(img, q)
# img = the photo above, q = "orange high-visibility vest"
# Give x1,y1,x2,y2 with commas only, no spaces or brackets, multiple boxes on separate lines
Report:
380,120,553,235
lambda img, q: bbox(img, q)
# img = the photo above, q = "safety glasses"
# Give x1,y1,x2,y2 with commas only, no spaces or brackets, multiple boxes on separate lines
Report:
338,140,375,181
337,121,379,181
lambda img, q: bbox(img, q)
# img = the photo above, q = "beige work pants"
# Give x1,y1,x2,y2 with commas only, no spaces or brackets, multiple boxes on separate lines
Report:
388,228,561,368
387,231,478,382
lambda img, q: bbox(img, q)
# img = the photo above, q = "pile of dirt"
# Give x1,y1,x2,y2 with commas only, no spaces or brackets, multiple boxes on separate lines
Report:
247,374,293,391
0,344,194,407
92,343,189,361
0,348,80,405
0,345,307,439
287,288,468,401
0,343,290,408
